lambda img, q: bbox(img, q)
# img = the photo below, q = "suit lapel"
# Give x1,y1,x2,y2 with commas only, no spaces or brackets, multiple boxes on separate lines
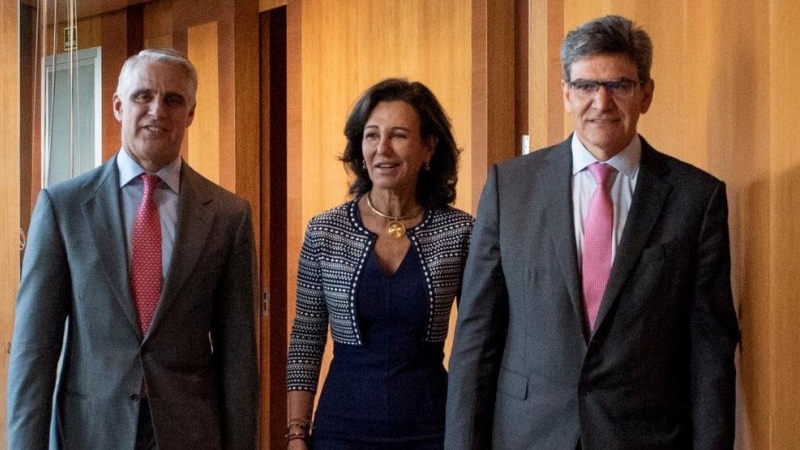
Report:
593,141,672,332
147,163,215,337
544,141,585,327
81,158,143,336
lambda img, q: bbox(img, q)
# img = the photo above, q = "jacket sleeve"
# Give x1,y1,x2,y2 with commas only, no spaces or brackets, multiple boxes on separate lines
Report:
212,203,260,450
689,181,740,449
286,220,329,393
7,190,71,450
445,165,509,450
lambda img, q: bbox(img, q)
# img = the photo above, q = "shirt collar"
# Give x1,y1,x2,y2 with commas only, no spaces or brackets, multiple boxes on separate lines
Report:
117,149,182,194
570,134,641,178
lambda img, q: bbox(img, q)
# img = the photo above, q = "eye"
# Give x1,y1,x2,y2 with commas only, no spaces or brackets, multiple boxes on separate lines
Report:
571,80,598,93
363,131,379,140
164,94,186,108
132,91,153,103
605,81,624,92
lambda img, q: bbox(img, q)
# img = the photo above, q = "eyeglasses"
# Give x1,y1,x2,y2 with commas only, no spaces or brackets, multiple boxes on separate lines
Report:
566,78,644,99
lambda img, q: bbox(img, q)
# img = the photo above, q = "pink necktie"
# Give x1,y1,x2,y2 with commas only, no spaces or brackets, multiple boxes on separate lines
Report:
582,163,616,331
130,174,162,334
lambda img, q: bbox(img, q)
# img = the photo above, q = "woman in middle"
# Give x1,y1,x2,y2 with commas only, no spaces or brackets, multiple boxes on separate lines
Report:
286,78,474,450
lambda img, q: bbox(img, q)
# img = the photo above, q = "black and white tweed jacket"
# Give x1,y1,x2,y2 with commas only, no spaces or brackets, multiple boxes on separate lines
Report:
287,198,474,392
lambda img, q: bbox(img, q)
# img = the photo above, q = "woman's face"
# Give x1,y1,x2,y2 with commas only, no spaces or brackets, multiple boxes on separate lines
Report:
362,100,434,194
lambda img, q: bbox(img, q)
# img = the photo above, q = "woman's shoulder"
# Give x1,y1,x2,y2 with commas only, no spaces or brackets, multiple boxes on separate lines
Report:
429,205,475,227
417,206,474,241
307,200,356,227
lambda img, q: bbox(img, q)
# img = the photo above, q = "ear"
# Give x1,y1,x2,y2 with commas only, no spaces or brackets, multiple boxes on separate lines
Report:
639,79,655,114
112,93,123,121
425,135,437,158
561,79,573,114
186,102,197,127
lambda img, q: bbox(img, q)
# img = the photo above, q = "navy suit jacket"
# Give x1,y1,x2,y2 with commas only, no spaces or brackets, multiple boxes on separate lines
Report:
445,136,740,449
7,156,259,449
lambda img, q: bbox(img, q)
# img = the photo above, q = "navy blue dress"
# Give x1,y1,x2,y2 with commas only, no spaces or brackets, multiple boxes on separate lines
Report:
311,242,447,449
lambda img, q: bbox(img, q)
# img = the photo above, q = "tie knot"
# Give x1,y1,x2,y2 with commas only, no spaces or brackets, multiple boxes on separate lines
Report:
141,174,160,197
588,163,615,187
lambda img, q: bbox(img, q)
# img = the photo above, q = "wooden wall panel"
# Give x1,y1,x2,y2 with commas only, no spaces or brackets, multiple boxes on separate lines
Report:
528,0,563,150
143,0,173,48
100,11,129,162
768,2,800,447
295,0,472,220
260,0,287,11
1,1,21,446
187,21,221,184
471,0,515,211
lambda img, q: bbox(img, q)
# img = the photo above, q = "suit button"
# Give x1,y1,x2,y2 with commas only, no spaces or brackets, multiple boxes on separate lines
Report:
130,393,140,401
579,386,591,396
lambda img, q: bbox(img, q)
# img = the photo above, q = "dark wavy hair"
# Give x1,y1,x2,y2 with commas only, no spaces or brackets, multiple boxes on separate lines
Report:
340,78,460,209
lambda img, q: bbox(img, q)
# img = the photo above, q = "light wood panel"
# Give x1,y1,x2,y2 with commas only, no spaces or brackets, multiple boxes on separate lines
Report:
768,2,800,447
295,0,472,220
260,0,287,11
528,0,564,150
1,1,21,447
187,21,221,184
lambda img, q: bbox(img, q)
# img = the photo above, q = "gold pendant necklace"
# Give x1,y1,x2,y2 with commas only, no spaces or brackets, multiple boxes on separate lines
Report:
366,192,421,239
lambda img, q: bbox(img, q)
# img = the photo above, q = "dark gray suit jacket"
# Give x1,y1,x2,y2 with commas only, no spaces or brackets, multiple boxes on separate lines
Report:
445,137,740,450
7,156,259,449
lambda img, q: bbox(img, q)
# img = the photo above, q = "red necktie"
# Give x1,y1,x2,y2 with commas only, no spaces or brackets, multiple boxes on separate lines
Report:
582,163,616,331
130,174,162,334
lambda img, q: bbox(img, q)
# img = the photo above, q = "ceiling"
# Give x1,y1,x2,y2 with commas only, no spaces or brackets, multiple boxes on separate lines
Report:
20,0,153,23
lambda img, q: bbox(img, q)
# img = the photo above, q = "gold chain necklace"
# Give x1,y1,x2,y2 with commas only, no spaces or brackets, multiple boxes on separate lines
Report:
366,192,421,239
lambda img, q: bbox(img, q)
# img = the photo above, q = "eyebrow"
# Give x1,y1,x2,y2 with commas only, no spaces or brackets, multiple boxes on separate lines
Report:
364,125,412,132
129,88,152,98
129,88,187,101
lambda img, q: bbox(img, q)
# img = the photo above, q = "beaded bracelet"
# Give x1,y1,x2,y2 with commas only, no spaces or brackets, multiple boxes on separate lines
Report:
286,430,308,442
285,418,313,446
286,418,312,432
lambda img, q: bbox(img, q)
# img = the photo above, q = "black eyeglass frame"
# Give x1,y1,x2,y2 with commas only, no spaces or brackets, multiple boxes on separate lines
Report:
566,78,647,98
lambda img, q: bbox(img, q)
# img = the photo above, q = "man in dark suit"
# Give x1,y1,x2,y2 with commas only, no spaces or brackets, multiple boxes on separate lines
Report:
445,15,740,450
7,48,258,449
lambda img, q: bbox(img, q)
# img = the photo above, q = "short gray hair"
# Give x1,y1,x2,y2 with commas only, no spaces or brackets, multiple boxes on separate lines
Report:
116,48,198,105
561,15,653,83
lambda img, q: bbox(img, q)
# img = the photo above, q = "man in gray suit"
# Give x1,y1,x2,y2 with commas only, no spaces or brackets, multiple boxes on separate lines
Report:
7,48,258,449
445,15,740,450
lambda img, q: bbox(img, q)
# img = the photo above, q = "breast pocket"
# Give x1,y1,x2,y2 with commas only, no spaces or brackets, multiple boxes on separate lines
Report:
638,237,688,264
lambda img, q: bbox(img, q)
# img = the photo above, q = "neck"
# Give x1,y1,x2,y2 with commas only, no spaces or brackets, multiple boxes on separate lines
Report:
366,191,421,220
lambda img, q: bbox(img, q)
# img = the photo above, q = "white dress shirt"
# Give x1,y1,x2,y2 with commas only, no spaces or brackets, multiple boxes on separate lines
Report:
117,149,181,280
571,134,641,267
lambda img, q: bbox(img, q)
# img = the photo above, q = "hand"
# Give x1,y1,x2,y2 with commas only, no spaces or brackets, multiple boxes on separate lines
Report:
287,438,309,450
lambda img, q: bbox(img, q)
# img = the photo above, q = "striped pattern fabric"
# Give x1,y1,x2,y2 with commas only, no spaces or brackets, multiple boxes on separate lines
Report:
287,198,474,392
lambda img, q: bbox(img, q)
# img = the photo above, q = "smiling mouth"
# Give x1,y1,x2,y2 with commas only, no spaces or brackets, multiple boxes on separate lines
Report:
374,163,399,170
142,125,169,133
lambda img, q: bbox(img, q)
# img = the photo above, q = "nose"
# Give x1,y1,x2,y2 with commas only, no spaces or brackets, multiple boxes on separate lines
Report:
376,136,391,155
148,96,166,118
592,86,614,109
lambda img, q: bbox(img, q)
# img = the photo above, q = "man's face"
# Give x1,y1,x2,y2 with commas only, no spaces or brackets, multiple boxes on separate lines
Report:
562,54,654,160
113,60,195,172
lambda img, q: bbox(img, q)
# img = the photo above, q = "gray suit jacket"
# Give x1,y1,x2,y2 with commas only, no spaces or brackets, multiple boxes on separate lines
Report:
7,156,259,449
445,137,740,450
